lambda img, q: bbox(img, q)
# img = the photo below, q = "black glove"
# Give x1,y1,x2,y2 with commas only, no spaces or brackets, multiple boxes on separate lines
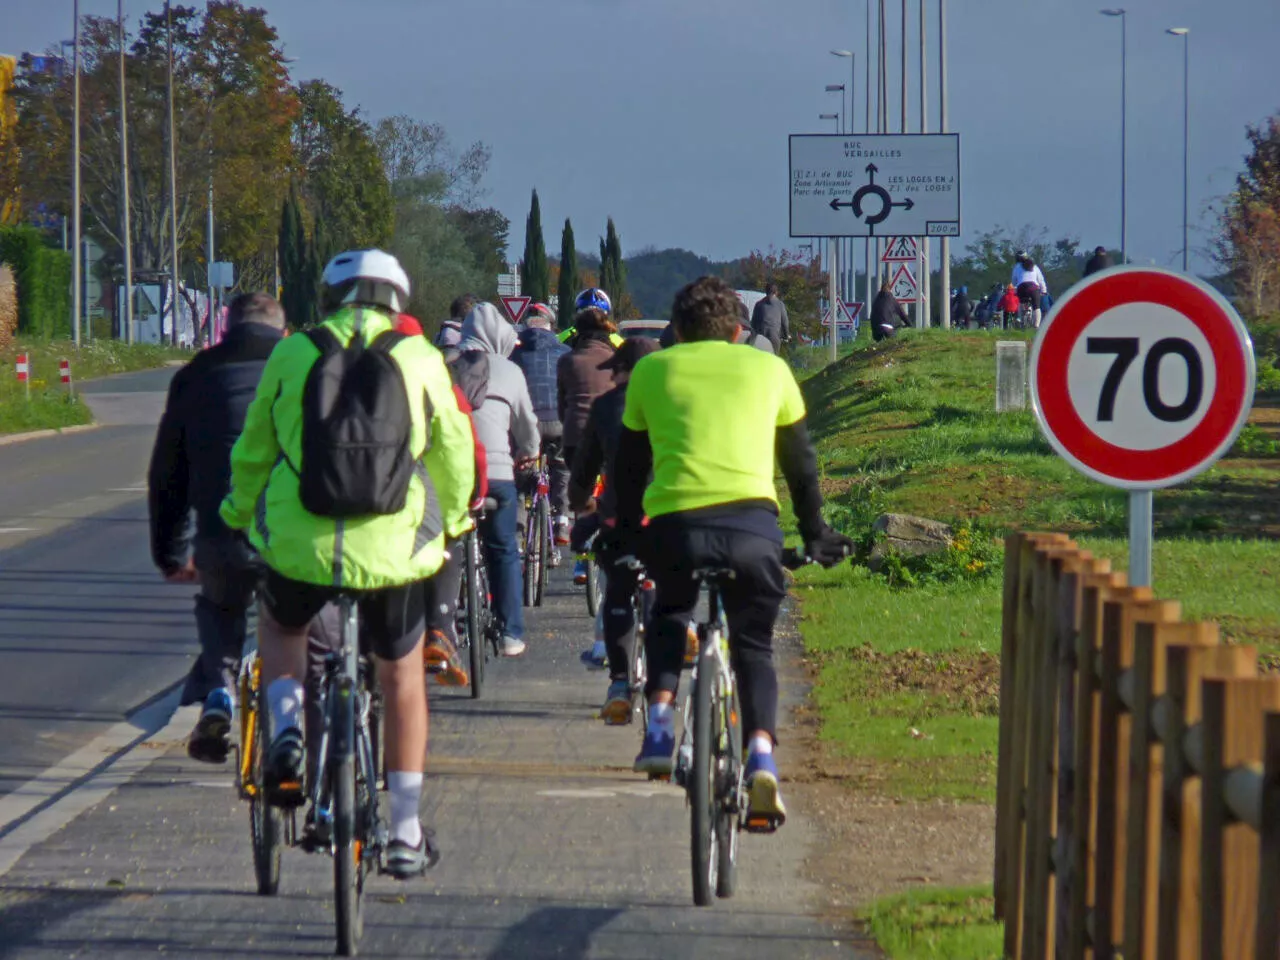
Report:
596,524,648,566
804,524,854,568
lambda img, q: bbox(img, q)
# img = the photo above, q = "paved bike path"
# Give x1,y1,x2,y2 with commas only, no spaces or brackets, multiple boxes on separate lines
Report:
0,564,877,958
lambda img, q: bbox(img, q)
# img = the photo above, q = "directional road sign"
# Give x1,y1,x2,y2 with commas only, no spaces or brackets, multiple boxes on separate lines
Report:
789,133,960,238
881,237,919,263
1030,267,1255,489
889,264,918,303
500,295,531,324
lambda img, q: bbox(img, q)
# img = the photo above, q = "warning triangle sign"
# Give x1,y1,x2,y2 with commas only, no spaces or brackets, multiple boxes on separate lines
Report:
500,295,532,324
821,300,861,328
881,237,919,263
890,264,918,302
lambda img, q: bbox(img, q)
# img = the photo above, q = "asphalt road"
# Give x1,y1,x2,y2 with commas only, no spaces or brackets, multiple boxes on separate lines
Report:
0,364,876,958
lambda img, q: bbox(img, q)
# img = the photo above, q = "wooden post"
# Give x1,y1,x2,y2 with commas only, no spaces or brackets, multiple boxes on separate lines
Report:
1200,676,1280,960
996,531,1027,917
1157,644,1255,960
1093,597,1181,958
1123,621,1218,960
1256,711,1280,959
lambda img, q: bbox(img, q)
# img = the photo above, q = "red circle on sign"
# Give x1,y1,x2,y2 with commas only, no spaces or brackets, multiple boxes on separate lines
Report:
1031,268,1254,488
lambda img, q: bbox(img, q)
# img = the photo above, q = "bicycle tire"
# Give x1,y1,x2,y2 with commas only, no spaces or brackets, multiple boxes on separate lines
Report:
332,696,362,955
522,500,538,608
534,497,550,607
689,630,717,907
716,683,743,899
465,531,484,700
248,674,281,896
585,555,602,618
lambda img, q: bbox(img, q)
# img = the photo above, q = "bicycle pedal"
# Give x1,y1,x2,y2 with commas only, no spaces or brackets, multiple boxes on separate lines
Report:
647,771,672,782
267,782,307,809
743,814,782,835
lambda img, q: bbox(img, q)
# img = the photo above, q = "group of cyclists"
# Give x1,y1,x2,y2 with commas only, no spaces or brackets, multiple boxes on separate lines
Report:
949,250,1055,330
148,247,852,885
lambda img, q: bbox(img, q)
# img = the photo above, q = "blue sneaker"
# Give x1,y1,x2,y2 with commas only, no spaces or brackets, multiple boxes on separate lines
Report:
188,688,234,765
744,751,787,833
573,559,589,585
633,725,676,775
601,679,633,725
579,640,608,671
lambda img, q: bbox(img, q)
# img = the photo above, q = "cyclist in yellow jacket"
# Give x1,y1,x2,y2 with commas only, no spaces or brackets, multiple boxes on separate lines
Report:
220,250,474,879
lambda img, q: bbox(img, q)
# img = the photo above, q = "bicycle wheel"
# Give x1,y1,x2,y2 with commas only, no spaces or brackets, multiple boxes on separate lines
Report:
465,531,484,700
585,555,602,618
689,629,717,907
248,669,281,896
522,501,539,608
534,497,550,607
332,687,362,955
716,682,743,899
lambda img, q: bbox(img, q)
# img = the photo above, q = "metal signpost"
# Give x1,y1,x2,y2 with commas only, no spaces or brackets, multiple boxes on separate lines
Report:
1030,267,1255,587
789,133,960,240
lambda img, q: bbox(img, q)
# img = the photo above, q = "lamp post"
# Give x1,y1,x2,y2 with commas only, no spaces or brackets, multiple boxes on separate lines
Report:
939,0,950,330
1101,8,1127,263
165,1,180,346
118,0,133,343
825,84,846,135
72,0,81,346
831,49,857,309
1167,27,1190,272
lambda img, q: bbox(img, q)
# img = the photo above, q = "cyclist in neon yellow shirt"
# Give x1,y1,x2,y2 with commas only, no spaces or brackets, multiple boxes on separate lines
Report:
607,275,852,830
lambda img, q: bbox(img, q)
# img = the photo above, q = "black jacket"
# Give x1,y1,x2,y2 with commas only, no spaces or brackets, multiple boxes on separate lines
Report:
148,322,283,572
1083,251,1111,277
870,290,908,340
950,293,973,326
568,383,628,518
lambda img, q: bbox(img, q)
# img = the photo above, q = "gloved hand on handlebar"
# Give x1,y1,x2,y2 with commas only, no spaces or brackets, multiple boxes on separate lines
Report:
804,523,855,568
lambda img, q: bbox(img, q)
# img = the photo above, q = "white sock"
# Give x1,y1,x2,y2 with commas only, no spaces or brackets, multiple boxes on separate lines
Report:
750,734,774,757
649,701,675,735
387,771,424,846
266,677,304,736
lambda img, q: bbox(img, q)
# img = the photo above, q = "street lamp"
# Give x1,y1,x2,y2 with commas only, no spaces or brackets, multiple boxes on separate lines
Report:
825,84,846,135
830,50,856,134
819,112,840,132
1100,8,1127,264
1167,27,1190,272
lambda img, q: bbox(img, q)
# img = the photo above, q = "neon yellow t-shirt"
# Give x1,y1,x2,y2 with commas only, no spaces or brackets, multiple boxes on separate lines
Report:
620,339,806,519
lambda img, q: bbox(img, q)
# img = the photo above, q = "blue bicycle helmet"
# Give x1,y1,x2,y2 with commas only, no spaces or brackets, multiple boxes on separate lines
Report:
574,287,612,315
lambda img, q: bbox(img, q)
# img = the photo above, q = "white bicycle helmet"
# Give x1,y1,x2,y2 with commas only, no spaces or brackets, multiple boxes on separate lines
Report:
321,249,411,314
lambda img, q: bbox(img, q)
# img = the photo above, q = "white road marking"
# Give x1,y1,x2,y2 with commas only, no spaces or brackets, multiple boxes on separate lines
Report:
107,485,146,493
536,784,683,800
0,528,35,535
0,687,193,879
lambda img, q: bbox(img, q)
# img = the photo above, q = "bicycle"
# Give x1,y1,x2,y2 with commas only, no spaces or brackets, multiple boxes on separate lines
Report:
521,455,552,608
662,547,810,907
605,555,653,728
237,585,388,956
456,500,504,700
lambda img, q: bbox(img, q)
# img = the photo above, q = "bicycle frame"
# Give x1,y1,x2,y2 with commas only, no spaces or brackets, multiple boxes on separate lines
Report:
675,581,739,791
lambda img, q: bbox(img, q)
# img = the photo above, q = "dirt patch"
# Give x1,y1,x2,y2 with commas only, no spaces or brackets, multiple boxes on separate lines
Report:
845,643,1001,717
893,465,1040,525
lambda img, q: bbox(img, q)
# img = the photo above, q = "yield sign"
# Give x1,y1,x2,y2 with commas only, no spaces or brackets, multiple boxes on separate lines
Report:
889,264,918,302
500,295,532,324
820,299,862,328
881,237,919,263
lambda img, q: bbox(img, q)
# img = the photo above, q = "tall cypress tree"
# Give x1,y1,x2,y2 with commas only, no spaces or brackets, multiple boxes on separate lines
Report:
599,217,628,313
557,218,579,330
520,189,549,302
306,216,333,326
278,189,309,329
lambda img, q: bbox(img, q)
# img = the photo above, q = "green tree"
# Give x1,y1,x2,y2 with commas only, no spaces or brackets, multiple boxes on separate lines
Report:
1215,115,1280,318
732,247,825,341
557,218,579,330
448,205,508,300
277,189,309,328
598,217,635,318
520,189,549,302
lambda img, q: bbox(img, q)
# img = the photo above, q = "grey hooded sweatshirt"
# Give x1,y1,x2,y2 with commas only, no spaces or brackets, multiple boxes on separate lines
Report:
459,303,540,482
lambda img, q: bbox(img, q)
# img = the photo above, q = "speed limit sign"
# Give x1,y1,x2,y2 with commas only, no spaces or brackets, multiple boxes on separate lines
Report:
1031,267,1255,490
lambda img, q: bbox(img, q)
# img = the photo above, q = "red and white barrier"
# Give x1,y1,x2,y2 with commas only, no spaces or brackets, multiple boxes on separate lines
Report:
58,359,70,385
15,354,28,382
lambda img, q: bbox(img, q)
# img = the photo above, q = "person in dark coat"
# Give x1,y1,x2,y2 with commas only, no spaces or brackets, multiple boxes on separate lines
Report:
512,304,571,534
870,281,909,341
950,285,974,328
557,307,618,473
147,292,285,763
1083,246,1111,277
750,282,791,352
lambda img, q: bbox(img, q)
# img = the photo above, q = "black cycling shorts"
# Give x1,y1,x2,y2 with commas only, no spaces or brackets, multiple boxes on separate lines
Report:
261,570,426,662
1016,282,1041,310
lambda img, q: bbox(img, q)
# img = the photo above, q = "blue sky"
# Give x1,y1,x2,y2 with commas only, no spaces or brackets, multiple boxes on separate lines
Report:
6,0,1279,274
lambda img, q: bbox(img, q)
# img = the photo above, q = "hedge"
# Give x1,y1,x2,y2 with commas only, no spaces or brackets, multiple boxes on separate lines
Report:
0,225,72,339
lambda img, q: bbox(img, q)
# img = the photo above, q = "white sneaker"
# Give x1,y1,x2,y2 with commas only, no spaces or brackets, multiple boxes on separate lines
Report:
554,516,571,545
501,635,527,658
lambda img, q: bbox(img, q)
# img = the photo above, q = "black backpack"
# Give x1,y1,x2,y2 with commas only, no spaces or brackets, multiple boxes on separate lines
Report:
297,317,416,518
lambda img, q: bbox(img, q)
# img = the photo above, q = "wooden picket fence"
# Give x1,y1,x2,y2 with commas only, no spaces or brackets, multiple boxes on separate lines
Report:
994,532,1280,960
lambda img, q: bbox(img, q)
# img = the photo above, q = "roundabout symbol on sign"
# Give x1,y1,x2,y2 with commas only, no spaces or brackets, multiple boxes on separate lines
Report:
828,164,915,235
1030,266,1255,490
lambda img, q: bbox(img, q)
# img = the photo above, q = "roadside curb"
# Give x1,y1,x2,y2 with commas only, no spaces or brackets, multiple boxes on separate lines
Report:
0,422,99,446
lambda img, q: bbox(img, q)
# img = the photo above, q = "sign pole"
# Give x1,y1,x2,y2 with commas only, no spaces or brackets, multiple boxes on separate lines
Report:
828,237,839,362
1128,490,1153,587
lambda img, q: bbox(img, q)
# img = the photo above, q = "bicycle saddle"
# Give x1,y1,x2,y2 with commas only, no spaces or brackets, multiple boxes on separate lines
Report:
692,567,736,582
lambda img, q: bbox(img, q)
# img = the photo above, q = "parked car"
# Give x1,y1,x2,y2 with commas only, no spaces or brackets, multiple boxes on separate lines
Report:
618,318,669,340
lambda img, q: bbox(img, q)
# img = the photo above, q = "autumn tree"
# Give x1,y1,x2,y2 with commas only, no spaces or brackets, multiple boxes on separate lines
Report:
557,218,579,329
520,189,549,302
0,56,19,225
1217,115,1280,319
732,247,825,341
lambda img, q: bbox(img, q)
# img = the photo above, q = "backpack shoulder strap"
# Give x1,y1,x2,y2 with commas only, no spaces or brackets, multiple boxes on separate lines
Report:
367,329,409,355
305,324,343,356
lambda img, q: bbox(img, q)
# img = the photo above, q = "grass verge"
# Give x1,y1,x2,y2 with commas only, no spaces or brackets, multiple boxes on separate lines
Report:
861,885,1002,959
792,328,1280,802
0,336,186,435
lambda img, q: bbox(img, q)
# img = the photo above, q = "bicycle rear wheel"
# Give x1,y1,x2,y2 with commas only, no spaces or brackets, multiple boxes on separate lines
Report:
332,685,363,955
248,668,281,896
465,532,484,700
585,555,602,618
716,682,743,900
689,630,717,907
534,498,550,607
522,500,540,608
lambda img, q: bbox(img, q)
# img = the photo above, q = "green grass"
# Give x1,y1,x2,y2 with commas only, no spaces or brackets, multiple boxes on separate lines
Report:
862,885,1003,959
794,329,1280,801
0,336,186,435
